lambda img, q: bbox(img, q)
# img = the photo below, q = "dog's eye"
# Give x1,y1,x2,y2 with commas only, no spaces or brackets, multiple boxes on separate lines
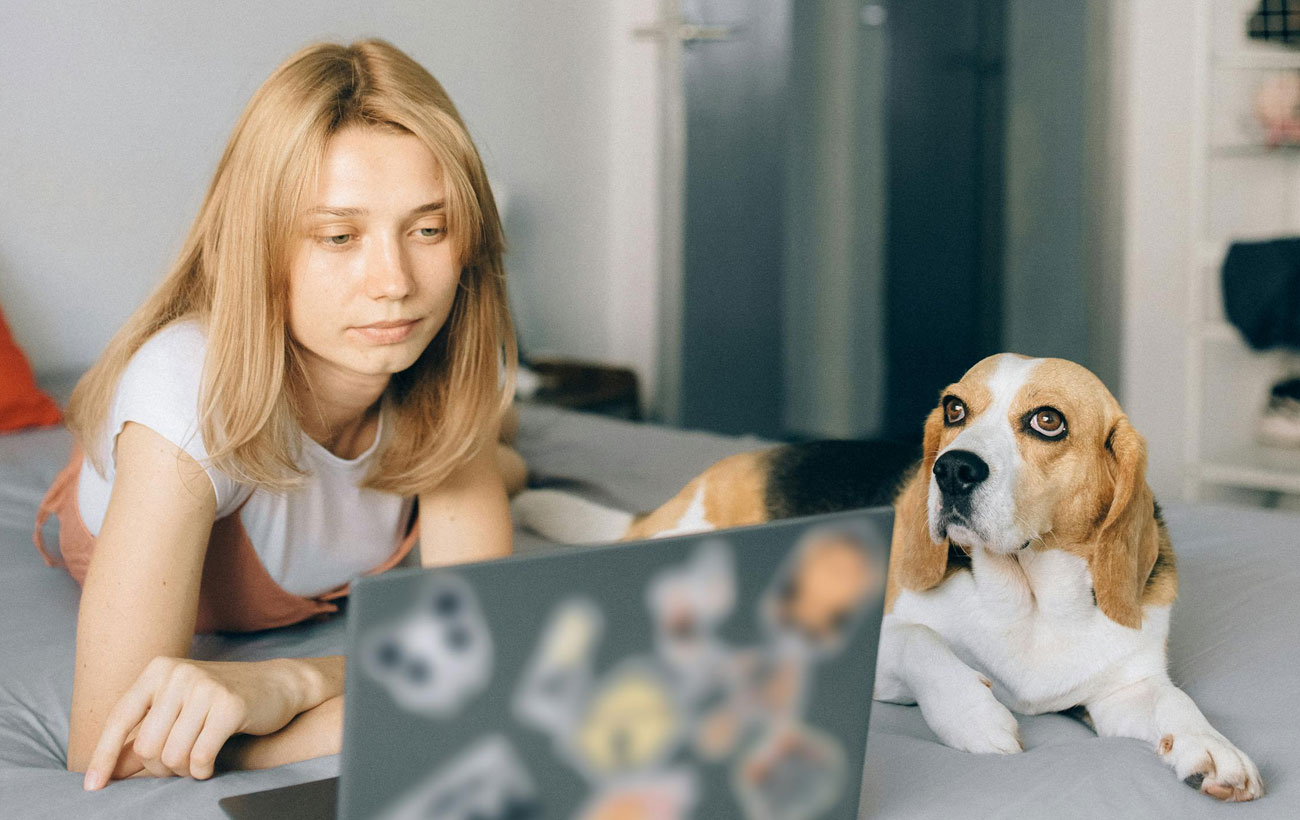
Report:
1028,407,1067,438
943,397,967,426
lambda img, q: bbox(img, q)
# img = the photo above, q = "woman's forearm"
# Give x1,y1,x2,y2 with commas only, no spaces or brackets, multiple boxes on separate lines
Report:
216,694,344,771
213,656,344,772
283,655,345,712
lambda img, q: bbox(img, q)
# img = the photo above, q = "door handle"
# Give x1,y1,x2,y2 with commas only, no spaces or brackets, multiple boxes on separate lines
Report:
634,18,738,44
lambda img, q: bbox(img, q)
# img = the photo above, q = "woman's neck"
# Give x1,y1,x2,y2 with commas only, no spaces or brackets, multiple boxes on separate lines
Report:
294,353,390,459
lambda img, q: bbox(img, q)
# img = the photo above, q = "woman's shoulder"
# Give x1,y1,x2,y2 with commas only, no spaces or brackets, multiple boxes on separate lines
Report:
110,318,211,446
127,318,209,375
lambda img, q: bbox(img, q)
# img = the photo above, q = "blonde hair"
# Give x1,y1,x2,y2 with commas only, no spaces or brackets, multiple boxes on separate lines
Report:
67,39,516,495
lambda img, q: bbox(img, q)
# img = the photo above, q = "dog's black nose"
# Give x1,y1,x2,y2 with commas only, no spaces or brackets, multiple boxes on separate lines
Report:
933,450,989,497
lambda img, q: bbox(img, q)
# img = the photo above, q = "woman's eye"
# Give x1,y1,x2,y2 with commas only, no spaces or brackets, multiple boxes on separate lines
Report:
943,397,966,425
321,233,352,246
417,227,445,239
1029,407,1067,437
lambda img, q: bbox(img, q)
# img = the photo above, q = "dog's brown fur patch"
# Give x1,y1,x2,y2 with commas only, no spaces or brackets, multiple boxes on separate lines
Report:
624,451,772,540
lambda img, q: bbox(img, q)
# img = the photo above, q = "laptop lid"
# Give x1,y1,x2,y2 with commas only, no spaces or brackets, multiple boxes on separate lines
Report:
338,507,892,820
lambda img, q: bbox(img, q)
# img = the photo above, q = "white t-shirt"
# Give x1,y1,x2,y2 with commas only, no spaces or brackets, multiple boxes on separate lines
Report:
77,320,414,598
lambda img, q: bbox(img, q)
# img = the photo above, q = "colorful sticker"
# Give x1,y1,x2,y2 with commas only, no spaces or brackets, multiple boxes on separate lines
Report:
575,769,699,820
573,660,685,779
645,541,738,706
692,649,809,761
513,597,604,738
761,524,883,658
733,724,846,820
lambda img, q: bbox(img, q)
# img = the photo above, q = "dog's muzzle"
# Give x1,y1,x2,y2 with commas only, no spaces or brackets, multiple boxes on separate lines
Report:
934,449,988,501
932,449,990,543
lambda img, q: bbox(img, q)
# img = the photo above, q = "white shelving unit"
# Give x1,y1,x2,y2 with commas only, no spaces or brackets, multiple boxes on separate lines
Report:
1187,0,1300,505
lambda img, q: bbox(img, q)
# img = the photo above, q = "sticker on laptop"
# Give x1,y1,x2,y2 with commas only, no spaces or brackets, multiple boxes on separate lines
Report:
691,648,809,762
513,597,604,738
360,572,494,717
572,659,685,780
760,522,884,658
646,540,738,705
575,768,699,820
373,734,541,820
733,723,846,820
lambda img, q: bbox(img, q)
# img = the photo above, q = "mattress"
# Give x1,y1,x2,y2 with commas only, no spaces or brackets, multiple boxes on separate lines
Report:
0,374,1295,818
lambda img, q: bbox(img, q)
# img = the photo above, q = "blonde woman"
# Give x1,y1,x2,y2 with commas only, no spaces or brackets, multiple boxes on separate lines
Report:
31,39,526,789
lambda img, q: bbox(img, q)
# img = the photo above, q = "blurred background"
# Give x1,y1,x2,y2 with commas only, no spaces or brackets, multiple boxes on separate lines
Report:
6,0,1300,509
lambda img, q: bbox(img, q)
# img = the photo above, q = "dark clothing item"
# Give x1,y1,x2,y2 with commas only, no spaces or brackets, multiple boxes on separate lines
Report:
1249,0,1300,47
1221,238,1300,351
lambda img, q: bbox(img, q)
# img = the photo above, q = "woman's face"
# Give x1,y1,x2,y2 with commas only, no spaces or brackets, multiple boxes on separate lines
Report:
287,125,461,390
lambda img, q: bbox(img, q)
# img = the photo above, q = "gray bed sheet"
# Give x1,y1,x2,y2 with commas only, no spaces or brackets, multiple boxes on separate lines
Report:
0,378,1296,818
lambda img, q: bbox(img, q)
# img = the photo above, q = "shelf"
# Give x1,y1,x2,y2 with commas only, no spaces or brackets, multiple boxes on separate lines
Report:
1198,240,1227,269
1200,461,1300,494
1200,320,1242,343
1209,144,1300,157
1213,54,1300,71
1191,0,1300,506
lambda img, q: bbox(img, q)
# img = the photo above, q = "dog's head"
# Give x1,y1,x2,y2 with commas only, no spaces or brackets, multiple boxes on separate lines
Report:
892,353,1160,628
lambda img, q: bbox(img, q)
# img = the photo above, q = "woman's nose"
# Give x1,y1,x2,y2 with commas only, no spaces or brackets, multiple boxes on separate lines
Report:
365,237,414,300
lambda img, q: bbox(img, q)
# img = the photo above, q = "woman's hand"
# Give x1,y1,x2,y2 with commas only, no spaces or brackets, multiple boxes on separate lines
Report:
83,656,322,789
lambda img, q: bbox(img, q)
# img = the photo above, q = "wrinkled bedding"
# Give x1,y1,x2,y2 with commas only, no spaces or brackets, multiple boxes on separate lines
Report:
0,374,1296,818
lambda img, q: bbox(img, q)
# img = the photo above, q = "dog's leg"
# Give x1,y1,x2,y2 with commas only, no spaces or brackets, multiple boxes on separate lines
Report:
1087,675,1263,801
874,615,1022,754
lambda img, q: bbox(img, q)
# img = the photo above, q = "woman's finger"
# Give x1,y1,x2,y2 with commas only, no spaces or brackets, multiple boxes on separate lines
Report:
159,695,212,778
131,678,187,766
109,744,148,781
123,723,178,779
83,676,159,790
137,754,176,779
189,696,245,780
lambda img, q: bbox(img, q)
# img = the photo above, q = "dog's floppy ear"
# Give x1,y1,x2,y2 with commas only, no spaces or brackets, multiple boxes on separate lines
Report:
1090,415,1160,629
893,406,949,591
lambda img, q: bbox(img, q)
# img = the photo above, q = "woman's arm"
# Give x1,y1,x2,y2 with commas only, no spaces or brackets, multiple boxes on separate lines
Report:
418,437,513,568
208,431,520,768
215,692,344,772
70,423,342,787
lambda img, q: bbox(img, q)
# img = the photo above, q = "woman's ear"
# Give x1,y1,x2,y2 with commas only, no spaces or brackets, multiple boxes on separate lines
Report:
1090,415,1160,629
892,406,949,591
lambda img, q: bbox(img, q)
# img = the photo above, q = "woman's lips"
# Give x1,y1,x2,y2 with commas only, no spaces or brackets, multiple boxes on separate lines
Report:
350,319,420,344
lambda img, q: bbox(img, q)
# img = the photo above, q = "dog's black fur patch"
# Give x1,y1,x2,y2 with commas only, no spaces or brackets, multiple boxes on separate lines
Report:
763,440,920,520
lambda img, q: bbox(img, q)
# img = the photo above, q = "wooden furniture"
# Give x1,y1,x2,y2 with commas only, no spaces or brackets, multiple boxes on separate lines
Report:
523,358,642,421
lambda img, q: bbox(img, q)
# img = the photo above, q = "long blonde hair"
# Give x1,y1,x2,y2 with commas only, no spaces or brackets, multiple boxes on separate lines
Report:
67,39,516,495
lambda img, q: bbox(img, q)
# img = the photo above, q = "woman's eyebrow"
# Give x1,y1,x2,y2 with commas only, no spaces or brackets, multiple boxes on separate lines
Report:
304,206,364,218
302,201,445,218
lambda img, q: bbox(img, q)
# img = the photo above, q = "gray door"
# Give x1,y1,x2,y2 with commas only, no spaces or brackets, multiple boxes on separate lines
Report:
677,0,791,438
656,0,890,440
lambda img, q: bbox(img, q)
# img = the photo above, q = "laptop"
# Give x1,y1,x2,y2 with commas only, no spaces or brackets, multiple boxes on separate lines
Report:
220,507,892,820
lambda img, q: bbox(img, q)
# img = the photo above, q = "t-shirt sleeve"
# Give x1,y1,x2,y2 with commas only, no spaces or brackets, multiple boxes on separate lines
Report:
101,321,248,518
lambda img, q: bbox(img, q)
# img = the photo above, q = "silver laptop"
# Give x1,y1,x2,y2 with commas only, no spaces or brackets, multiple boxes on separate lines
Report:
220,507,892,820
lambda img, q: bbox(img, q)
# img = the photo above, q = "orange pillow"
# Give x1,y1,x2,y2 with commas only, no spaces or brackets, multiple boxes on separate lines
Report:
0,305,62,431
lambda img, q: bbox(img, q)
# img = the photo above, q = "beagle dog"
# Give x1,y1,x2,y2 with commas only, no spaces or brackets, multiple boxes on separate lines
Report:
513,353,1263,801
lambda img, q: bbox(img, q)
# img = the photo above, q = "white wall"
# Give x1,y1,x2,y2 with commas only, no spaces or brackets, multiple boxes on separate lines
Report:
1111,0,1197,500
0,0,661,400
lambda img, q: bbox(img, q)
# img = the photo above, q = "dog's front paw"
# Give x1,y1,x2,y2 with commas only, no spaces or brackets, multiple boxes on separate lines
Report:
919,674,1022,755
1160,731,1263,802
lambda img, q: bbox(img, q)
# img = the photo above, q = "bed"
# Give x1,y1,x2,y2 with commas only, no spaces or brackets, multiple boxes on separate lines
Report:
1,372,1297,819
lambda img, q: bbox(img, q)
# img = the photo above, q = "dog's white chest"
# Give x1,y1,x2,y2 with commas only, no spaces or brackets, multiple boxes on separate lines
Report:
895,548,1166,713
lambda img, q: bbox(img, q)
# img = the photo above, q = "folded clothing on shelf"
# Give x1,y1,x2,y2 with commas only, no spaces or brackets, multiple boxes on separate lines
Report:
1222,237,1300,350
1259,376,1300,448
